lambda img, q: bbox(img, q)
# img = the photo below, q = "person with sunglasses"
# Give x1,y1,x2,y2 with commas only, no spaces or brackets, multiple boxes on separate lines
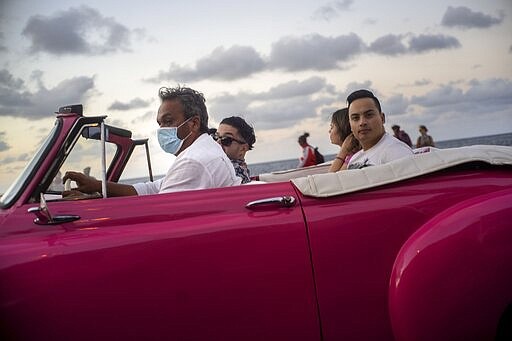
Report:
63,86,240,196
213,116,256,184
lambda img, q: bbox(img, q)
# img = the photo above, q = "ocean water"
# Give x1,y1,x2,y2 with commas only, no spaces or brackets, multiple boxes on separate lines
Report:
122,132,512,184
248,132,512,175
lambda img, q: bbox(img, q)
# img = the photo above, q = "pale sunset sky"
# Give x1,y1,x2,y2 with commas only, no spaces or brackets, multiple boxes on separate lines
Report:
1,0,511,192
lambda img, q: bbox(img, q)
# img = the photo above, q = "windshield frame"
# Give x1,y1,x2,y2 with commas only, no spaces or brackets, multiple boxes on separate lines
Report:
0,119,62,209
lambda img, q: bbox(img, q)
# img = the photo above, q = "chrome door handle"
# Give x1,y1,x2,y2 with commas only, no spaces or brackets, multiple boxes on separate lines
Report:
246,196,296,209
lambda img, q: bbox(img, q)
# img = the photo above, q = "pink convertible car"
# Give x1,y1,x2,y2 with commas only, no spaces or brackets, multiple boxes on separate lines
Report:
1,105,511,340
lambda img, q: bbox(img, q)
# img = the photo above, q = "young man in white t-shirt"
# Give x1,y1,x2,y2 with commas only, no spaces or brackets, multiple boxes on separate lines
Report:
346,89,412,169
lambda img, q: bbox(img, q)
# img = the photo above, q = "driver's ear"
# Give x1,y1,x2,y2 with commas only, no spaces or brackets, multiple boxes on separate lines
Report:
191,115,201,132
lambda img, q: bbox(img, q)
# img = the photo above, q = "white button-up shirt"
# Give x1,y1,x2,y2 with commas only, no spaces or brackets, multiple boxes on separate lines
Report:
133,133,241,195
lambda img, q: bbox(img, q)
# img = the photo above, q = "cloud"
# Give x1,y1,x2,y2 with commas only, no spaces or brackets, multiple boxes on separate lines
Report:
411,78,512,113
368,34,407,55
441,6,504,29
148,33,365,82
149,31,463,83
312,0,353,21
363,18,377,25
396,79,431,88
0,69,24,89
414,79,431,86
340,79,512,126
148,45,266,82
245,96,334,129
0,153,30,165
0,70,32,107
465,78,512,106
131,110,155,124
0,32,6,52
108,97,152,111
209,76,338,129
22,5,143,55
253,76,335,100
383,94,410,115
411,84,465,107
269,33,364,71
0,132,10,152
408,34,460,53
369,33,461,55
342,80,374,100
0,70,96,119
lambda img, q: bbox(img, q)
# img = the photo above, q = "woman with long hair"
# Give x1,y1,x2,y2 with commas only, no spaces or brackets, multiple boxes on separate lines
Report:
328,108,361,172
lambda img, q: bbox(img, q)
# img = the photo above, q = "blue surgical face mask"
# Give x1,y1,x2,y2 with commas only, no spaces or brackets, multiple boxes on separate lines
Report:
157,117,193,155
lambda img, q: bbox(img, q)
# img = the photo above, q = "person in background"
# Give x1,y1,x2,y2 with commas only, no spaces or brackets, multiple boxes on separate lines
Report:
416,125,435,148
214,116,256,184
297,132,316,167
328,108,361,172
63,85,240,196
346,89,413,169
391,125,413,147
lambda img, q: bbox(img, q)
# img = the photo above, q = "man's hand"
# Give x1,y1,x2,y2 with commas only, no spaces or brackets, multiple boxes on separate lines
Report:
340,133,358,155
62,189,102,200
62,171,101,194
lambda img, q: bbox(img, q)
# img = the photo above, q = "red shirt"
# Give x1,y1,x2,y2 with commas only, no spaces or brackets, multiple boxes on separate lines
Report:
299,145,316,167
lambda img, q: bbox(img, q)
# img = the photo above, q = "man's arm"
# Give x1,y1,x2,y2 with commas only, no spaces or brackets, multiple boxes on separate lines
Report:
63,171,137,197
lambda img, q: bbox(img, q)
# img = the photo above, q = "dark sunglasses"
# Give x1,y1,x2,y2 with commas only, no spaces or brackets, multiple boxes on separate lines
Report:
213,134,246,147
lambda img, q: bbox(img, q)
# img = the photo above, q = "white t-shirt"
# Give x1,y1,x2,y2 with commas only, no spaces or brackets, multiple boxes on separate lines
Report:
347,132,413,169
133,133,241,195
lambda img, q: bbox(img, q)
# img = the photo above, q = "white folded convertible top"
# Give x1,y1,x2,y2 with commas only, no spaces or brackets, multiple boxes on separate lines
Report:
289,145,512,198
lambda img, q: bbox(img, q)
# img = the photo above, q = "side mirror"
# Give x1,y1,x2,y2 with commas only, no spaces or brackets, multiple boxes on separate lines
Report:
28,194,80,225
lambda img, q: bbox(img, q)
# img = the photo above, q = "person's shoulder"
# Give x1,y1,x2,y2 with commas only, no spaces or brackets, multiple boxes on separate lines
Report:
385,133,409,146
184,133,223,159
382,133,413,161
348,149,365,163
352,148,364,157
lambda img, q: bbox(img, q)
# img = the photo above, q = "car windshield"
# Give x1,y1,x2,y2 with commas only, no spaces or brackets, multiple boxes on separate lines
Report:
0,120,61,208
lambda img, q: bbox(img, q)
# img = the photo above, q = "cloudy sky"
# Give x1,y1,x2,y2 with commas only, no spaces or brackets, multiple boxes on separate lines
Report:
1,0,511,192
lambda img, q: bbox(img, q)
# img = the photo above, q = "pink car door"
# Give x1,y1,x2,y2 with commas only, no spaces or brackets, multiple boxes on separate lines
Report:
300,168,512,340
0,182,320,340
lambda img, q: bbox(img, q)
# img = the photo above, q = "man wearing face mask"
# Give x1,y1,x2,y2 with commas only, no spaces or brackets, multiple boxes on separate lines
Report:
63,86,240,196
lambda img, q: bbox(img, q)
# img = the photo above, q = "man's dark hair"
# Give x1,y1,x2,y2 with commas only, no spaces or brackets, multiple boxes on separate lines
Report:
220,116,256,150
391,125,400,130
347,89,382,113
158,86,209,133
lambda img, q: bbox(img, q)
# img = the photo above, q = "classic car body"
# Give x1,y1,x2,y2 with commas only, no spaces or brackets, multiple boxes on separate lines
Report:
1,106,511,340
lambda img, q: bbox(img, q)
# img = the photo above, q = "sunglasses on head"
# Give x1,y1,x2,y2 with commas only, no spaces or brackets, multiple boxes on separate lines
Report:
213,134,246,147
